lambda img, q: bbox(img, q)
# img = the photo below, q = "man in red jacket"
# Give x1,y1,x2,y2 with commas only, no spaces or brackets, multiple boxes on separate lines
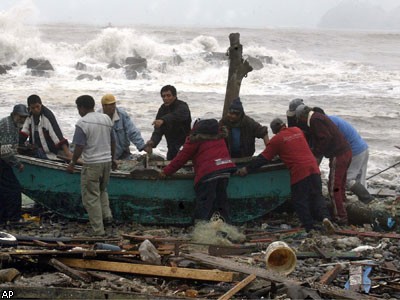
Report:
237,118,334,233
295,105,352,225
159,119,236,223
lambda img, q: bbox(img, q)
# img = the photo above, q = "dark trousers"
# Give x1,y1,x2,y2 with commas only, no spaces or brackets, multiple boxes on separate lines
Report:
291,173,330,231
166,143,182,161
194,177,230,223
0,160,22,224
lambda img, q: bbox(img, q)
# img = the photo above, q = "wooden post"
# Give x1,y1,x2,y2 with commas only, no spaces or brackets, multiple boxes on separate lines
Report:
222,33,253,117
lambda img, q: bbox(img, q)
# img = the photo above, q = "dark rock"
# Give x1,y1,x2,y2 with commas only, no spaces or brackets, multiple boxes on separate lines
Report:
258,55,274,65
26,58,54,71
1,64,12,71
30,70,50,77
75,62,87,71
0,65,7,75
124,56,148,80
75,74,101,81
76,74,94,81
124,65,138,80
107,62,121,69
245,55,264,70
172,54,184,66
125,57,147,70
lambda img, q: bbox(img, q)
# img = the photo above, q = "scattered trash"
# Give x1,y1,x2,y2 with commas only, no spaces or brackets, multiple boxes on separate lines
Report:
351,244,382,252
264,241,297,275
139,239,161,265
93,243,121,251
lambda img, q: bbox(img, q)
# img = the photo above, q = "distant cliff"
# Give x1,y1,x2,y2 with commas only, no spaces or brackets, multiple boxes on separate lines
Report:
318,1,400,30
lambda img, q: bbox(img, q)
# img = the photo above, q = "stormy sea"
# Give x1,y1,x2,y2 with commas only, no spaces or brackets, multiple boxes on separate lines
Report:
0,18,399,190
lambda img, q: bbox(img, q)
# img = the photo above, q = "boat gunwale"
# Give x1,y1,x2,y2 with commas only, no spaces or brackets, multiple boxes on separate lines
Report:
15,154,288,180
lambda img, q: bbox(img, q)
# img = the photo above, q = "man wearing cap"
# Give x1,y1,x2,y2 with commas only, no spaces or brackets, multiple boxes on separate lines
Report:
286,98,304,127
19,94,72,160
237,118,335,233
219,97,269,158
147,85,191,160
100,94,152,160
295,105,352,225
0,104,29,225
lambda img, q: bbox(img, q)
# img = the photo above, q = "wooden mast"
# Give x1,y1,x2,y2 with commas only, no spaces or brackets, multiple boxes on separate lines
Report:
222,33,253,117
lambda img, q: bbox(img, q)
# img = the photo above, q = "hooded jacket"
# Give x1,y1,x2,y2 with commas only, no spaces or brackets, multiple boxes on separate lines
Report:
163,119,236,185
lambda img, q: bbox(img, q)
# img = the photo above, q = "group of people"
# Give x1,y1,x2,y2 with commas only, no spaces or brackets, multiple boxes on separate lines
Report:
0,85,372,236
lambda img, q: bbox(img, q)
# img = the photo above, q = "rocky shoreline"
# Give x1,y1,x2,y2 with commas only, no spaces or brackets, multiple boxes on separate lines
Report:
1,191,399,299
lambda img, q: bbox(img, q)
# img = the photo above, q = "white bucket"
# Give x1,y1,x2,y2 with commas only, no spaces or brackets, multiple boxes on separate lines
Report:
265,241,297,275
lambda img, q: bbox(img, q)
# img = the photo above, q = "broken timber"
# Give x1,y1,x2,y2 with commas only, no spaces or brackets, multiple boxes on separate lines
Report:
182,252,378,300
218,273,256,300
48,258,92,283
222,33,253,117
58,258,237,282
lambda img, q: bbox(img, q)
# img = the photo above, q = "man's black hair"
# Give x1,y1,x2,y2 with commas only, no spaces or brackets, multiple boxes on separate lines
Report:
27,94,42,106
75,95,95,109
313,107,326,115
160,85,177,97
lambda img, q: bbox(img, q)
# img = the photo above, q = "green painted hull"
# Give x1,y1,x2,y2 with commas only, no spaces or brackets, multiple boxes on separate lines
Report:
15,155,291,225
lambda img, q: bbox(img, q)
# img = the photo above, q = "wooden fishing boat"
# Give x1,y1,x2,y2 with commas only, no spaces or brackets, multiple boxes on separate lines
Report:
15,154,291,225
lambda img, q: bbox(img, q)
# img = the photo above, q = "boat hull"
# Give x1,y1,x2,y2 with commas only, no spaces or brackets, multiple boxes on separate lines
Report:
15,155,291,225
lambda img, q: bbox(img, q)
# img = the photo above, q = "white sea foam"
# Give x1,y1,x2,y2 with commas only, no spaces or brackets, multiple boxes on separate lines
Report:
0,3,399,188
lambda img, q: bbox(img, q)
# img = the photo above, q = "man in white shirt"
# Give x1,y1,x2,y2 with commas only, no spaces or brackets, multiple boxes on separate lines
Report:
66,95,116,236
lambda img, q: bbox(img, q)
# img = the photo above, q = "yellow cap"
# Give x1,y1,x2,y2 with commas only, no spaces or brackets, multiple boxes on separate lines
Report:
101,94,116,105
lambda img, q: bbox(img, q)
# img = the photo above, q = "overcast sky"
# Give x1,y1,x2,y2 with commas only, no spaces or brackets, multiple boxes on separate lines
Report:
1,0,399,28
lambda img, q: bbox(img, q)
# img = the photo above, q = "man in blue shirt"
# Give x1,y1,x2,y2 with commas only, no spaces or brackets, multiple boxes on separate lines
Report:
328,115,372,203
312,107,372,204
100,94,152,160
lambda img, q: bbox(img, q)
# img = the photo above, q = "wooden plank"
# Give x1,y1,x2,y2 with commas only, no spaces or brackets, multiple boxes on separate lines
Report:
182,252,299,284
319,264,343,285
218,274,256,300
48,258,92,283
182,252,376,300
59,258,237,282
32,239,51,247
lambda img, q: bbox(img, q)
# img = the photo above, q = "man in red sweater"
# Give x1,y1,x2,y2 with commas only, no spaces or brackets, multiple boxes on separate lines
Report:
159,119,236,223
237,118,334,232
295,105,352,225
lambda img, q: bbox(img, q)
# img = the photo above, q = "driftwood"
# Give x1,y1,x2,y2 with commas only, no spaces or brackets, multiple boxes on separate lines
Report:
218,273,257,300
182,252,377,300
222,33,253,117
48,258,93,283
319,264,344,285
